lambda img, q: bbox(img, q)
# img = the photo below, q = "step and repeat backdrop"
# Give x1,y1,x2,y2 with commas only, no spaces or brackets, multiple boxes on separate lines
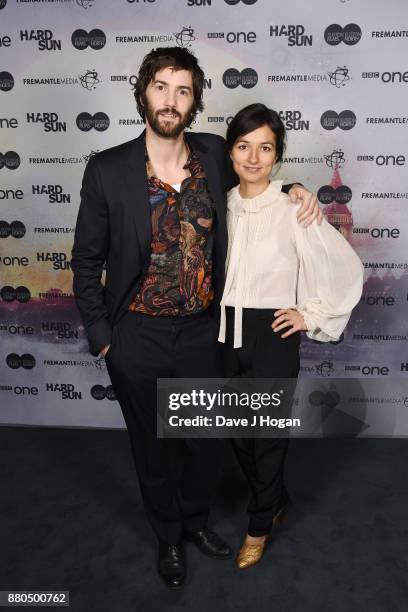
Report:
1,0,407,432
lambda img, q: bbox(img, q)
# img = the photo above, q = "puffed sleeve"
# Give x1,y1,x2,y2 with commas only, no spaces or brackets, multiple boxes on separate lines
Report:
292,212,364,342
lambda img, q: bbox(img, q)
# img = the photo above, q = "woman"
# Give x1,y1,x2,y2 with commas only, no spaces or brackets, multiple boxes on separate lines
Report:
218,103,363,569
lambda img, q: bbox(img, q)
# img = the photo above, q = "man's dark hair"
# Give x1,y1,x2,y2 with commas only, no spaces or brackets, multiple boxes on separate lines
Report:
226,103,286,163
134,46,205,125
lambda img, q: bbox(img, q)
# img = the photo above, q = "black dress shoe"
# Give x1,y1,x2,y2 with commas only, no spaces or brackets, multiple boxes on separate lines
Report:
157,543,186,590
184,528,232,559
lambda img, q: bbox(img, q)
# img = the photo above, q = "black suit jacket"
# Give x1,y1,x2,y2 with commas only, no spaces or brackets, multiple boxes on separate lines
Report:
71,129,294,356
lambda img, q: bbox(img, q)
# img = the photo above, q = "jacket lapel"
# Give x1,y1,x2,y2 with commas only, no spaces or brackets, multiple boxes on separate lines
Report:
121,129,151,261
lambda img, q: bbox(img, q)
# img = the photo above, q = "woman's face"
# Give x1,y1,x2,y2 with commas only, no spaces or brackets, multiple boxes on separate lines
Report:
230,124,277,186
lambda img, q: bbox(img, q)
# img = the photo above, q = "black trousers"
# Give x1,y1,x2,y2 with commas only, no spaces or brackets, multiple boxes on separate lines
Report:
223,307,300,537
105,308,225,545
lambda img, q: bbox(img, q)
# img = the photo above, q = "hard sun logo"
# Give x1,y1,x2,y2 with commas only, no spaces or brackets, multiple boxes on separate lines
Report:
32,185,71,204
26,112,66,132
269,25,313,46
20,29,62,51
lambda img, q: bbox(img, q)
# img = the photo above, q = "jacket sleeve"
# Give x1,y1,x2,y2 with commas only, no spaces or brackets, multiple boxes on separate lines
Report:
71,155,113,356
293,214,364,342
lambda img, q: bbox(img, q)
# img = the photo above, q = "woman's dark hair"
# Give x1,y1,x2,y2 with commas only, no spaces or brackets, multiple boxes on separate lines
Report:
226,103,286,163
134,46,205,125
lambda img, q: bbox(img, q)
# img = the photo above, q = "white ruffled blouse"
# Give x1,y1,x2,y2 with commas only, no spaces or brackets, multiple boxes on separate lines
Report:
218,180,364,348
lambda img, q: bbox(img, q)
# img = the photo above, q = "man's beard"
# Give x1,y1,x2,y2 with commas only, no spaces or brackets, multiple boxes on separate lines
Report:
145,102,192,138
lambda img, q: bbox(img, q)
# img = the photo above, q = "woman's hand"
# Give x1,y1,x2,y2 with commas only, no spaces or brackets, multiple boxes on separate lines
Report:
288,184,323,227
271,309,307,338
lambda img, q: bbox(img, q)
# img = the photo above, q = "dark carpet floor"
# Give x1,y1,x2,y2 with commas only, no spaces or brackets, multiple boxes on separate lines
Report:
1,426,407,612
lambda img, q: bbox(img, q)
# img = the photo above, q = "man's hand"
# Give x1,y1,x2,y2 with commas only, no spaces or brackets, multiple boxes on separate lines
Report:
271,309,307,338
100,344,110,358
288,184,323,227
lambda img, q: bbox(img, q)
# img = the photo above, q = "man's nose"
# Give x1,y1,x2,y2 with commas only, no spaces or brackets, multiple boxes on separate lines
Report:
165,87,177,108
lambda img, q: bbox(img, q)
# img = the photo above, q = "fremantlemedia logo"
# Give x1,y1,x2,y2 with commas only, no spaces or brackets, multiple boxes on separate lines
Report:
79,69,101,90
174,26,196,47
324,24,362,46
1,286,31,303
0,0,7,9
72,29,106,50
0,71,14,92
0,221,26,239
327,66,350,88
76,0,94,8
6,353,36,370
320,110,356,130
317,185,352,205
76,112,110,131
324,149,346,168
91,385,116,400
223,68,258,88
224,0,258,4
0,151,20,170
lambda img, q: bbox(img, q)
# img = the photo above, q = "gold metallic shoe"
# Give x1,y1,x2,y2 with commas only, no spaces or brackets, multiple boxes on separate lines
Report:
236,536,267,569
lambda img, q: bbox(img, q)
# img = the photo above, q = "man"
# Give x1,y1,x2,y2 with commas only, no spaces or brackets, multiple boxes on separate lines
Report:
71,46,321,590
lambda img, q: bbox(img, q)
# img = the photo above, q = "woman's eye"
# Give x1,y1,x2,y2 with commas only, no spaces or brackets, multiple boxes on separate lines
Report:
262,146,272,152
238,144,247,150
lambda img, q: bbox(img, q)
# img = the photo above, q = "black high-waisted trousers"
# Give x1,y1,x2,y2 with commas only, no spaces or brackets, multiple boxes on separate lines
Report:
222,306,300,537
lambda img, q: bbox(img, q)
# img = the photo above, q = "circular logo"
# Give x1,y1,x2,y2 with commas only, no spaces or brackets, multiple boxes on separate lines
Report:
320,110,339,130
317,185,352,205
0,151,21,170
21,353,36,369
223,68,241,88
324,23,361,46
71,29,89,50
324,24,343,45
76,112,93,131
0,71,14,92
0,0,7,10
106,385,116,401
1,285,15,301
11,220,26,238
15,286,31,302
76,112,110,131
222,68,257,89
93,111,110,131
343,23,362,46
241,67,258,89
225,0,258,4
91,384,107,400
72,28,106,50
6,353,20,369
338,110,356,130
0,220,11,238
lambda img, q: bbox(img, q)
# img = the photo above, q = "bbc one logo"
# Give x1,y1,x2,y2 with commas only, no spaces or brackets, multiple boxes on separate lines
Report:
0,151,20,170
76,112,110,131
0,71,14,92
324,24,362,45
362,71,408,84
321,110,356,130
20,29,62,51
72,29,106,50
222,68,258,88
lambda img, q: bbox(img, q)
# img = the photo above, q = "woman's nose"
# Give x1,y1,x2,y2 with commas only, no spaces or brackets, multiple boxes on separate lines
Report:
248,148,259,163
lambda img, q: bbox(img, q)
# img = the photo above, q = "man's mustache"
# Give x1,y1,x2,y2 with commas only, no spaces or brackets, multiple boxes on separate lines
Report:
156,108,182,119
